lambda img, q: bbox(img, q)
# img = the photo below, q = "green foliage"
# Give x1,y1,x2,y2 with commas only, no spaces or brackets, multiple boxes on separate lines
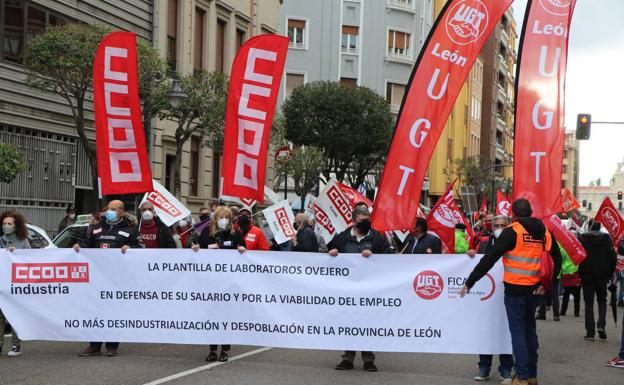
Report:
0,144,27,184
444,156,512,205
282,81,393,187
274,147,325,198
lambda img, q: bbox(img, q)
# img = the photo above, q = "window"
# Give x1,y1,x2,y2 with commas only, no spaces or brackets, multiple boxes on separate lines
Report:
385,82,405,108
216,19,226,73
340,77,357,88
341,25,359,54
447,138,453,161
387,30,411,59
236,29,246,53
285,73,304,98
494,158,503,174
562,164,568,174
167,0,178,73
287,19,306,49
190,137,200,196
165,154,176,193
388,0,413,8
26,5,45,43
471,96,481,122
194,8,205,71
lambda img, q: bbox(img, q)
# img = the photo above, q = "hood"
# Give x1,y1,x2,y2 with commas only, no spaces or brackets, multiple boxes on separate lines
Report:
516,217,546,240
580,231,612,246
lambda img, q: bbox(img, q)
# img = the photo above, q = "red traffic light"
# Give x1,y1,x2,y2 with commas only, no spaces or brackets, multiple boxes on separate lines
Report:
618,191,623,201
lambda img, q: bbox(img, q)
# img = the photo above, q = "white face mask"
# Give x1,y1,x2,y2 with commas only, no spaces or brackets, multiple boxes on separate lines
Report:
217,218,230,230
142,210,154,222
494,229,503,239
178,220,188,228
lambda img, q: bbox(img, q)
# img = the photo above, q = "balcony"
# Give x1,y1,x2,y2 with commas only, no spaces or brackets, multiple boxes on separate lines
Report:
341,46,359,55
497,114,506,129
288,41,306,50
497,83,507,102
387,0,416,12
386,49,413,64
500,26,509,47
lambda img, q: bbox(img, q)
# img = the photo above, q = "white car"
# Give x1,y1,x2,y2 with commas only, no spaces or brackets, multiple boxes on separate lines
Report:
25,224,56,249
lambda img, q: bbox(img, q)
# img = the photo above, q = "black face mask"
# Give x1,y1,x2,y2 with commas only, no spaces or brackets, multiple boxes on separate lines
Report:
238,215,251,228
199,214,209,222
355,220,371,233
293,222,299,230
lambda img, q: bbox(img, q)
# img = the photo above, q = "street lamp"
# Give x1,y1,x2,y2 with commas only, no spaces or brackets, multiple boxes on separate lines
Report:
166,78,187,108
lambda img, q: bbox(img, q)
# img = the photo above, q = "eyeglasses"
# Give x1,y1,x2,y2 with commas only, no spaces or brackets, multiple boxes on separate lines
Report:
493,224,505,229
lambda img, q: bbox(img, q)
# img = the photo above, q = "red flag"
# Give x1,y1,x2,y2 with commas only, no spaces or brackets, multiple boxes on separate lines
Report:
561,188,581,213
594,197,624,244
337,182,373,209
371,0,514,231
496,191,511,217
512,0,576,218
222,35,289,202
426,180,474,253
480,197,488,215
543,214,586,266
93,32,152,195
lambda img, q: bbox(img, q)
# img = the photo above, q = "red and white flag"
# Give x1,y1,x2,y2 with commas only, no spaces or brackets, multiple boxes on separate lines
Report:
426,181,474,253
313,179,353,244
140,180,190,227
262,200,296,245
93,32,152,195
496,191,511,217
480,197,488,215
337,182,373,209
594,197,624,244
544,214,586,266
512,0,576,217
221,35,289,202
372,0,513,231
561,188,581,213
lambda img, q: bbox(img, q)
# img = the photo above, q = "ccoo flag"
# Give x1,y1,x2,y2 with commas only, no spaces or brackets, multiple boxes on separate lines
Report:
512,0,577,217
372,0,514,231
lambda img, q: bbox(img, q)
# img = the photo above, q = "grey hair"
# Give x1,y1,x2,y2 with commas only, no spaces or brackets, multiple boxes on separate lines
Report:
351,206,370,221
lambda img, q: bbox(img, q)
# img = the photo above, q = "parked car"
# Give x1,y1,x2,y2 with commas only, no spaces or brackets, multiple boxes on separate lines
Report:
25,224,56,249
53,223,89,248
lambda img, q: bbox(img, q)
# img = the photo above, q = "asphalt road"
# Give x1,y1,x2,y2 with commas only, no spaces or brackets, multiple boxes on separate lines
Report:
0,309,622,385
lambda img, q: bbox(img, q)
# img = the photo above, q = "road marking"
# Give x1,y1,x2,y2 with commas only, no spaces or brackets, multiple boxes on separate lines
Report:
142,347,272,385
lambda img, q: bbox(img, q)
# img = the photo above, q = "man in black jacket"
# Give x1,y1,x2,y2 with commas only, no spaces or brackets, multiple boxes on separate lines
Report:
292,213,318,252
402,218,442,254
73,199,143,357
138,202,176,249
460,199,562,385
578,221,617,340
328,206,390,372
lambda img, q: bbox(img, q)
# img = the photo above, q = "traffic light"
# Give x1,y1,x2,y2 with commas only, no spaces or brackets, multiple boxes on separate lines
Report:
576,114,591,140
618,191,623,201
582,199,587,207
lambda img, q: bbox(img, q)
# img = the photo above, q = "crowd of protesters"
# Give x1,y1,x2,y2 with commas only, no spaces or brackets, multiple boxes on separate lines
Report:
1,195,623,384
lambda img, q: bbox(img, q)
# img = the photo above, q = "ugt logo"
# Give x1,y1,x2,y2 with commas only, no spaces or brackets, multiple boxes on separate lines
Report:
446,0,489,45
539,0,572,16
413,270,444,300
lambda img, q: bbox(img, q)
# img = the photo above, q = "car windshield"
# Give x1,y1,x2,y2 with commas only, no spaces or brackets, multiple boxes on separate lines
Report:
54,226,88,248
27,228,49,249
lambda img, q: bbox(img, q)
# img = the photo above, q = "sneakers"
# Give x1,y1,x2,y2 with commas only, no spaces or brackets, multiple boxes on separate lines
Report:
500,372,512,384
7,345,21,357
79,346,102,357
335,359,354,370
606,356,624,368
597,329,607,341
363,361,378,372
218,351,229,362
205,351,218,362
474,368,490,381
584,334,595,341
106,347,118,357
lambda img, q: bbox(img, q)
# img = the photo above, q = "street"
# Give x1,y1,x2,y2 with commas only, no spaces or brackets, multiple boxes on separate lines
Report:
1,309,621,385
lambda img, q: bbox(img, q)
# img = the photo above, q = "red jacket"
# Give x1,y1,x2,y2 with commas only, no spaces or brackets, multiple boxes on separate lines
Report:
243,225,270,251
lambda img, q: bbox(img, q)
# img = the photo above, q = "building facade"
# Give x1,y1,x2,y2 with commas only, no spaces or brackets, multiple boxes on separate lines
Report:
562,132,580,197
578,160,624,218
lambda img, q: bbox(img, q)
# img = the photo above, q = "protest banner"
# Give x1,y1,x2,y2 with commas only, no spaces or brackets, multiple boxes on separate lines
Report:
262,201,297,244
141,180,191,227
0,249,511,354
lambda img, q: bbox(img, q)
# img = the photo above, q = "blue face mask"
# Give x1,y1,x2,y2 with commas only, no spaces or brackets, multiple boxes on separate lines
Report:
105,209,118,222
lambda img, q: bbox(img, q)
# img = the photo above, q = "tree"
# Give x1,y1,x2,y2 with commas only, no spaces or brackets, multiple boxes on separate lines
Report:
282,81,392,187
24,24,167,199
0,144,27,184
153,70,228,197
274,147,325,200
444,156,511,207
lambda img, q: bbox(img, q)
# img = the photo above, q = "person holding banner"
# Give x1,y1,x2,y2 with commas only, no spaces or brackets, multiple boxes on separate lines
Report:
138,202,176,249
74,200,143,357
237,208,269,251
460,199,562,385
403,218,442,255
328,205,390,372
193,206,246,362
292,213,319,253
0,210,30,357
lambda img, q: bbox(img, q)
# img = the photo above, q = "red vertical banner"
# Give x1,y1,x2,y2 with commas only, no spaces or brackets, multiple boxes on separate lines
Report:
512,0,576,217
372,0,514,231
221,35,289,202
93,32,153,195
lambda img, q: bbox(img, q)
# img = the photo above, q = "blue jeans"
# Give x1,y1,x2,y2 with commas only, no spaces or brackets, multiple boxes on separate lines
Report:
478,354,514,376
504,294,540,380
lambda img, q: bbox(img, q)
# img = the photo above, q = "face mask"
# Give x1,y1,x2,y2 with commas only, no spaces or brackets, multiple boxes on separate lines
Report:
68,213,76,220
142,210,154,222
178,220,188,228
105,210,118,222
2,224,15,235
293,222,299,230
494,229,503,239
217,218,230,230
199,214,209,222
355,220,371,233
238,215,251,228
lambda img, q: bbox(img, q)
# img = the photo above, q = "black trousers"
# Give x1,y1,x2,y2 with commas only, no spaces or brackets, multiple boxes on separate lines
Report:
342,351,375,363
561,286,581,316
582,277,608,335
210,344,231,351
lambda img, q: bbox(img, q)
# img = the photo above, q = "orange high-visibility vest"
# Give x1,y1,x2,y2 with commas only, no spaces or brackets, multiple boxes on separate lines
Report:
502,222,552,285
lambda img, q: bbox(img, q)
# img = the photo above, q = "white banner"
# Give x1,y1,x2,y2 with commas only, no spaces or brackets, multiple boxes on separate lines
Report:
141,180,191,227
313,179,353,244
262,201,296,245
0,249,511,354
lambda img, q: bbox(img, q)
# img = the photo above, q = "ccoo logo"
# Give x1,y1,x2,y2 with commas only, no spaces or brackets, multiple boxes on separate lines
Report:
413,270,444,300
539,0,572,16
446,0,489,45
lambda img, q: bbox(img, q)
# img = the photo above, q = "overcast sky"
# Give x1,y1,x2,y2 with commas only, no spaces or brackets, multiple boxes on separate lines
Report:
512,0,624,186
